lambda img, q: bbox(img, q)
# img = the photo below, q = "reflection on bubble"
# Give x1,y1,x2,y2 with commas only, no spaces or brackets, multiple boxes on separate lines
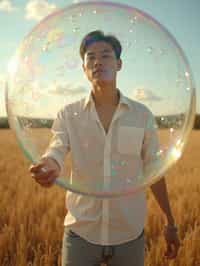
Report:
185,71,190,77
171,147,182,160
159,48,167,55
147,46,153,53
73,27,80,33
130,17,137,24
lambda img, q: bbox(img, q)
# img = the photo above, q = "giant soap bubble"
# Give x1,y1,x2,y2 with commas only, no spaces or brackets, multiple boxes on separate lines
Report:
6,1,195,197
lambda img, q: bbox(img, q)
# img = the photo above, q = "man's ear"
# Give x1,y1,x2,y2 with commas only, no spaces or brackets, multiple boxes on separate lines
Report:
82,63,86,72
117,59,122,71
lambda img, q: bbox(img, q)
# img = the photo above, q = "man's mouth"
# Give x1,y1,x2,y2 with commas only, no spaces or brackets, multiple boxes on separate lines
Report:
93,69,105,75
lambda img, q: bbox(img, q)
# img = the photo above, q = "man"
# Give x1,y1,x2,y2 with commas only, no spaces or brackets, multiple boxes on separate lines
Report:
30,30,180,266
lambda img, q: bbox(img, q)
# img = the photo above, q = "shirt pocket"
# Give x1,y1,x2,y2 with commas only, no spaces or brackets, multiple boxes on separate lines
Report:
117,126,144,155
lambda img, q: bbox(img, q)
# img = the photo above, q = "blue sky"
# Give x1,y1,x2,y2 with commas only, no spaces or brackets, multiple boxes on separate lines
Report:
0,0,199,117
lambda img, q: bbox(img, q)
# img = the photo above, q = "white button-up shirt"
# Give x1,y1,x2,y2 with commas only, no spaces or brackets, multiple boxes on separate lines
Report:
43,89,158,245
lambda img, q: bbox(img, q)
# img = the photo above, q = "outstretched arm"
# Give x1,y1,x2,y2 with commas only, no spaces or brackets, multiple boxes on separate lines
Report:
29,107,70,187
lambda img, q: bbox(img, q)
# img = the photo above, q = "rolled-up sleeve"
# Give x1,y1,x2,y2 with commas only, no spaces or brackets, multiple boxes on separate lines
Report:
42,108,70,172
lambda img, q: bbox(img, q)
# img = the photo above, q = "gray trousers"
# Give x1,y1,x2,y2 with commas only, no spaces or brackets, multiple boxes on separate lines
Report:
62,229,145,266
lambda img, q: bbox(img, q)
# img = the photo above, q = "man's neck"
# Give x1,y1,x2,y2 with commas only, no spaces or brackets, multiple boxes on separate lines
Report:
91,85,119,107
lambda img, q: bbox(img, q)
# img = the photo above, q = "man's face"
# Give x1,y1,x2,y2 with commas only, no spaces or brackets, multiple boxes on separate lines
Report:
82,41,122,86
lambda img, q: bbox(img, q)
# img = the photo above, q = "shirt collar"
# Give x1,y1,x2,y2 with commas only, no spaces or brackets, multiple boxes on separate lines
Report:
83,89,131,110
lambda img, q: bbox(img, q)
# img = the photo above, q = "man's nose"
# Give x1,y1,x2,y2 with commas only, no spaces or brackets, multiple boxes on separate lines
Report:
94,57,102,66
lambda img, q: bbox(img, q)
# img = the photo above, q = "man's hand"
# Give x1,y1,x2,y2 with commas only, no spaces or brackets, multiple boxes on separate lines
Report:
164,224,180,260
29,157,61,188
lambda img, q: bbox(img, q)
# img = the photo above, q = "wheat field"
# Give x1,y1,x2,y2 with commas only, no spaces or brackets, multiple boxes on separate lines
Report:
0,129,200,266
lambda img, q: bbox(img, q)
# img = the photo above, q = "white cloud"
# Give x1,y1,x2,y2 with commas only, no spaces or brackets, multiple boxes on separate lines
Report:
132,88,162,102
25,0,58,21
48,82,87,96
72,0,98,3
0,0,15,12
72,0,85,3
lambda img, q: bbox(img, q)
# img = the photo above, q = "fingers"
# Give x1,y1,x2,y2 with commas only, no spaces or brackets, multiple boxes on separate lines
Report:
29,162,45,173
165,242,179,259
29,163,57,187
164,225,180,260
33,170,56,187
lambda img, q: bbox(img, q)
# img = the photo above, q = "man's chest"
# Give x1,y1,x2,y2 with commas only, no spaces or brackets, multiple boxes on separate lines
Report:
95,105,118,134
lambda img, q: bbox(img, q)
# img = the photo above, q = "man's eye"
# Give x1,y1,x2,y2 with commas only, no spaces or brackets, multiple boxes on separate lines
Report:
88,56,95,60
102,54,109,58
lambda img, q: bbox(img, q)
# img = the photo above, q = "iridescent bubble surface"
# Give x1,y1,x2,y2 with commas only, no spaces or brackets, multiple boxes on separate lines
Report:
6,1,196,197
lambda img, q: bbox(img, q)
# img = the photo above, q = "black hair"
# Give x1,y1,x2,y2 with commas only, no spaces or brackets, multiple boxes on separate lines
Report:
80,30,122,60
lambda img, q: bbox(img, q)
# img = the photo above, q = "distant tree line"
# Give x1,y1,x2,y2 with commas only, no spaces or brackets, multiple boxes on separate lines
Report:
1,115,200,129
0,117,9,128
194,114,200,129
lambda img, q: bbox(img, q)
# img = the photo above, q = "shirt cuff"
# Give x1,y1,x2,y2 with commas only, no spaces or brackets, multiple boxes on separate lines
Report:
41,149,65,173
